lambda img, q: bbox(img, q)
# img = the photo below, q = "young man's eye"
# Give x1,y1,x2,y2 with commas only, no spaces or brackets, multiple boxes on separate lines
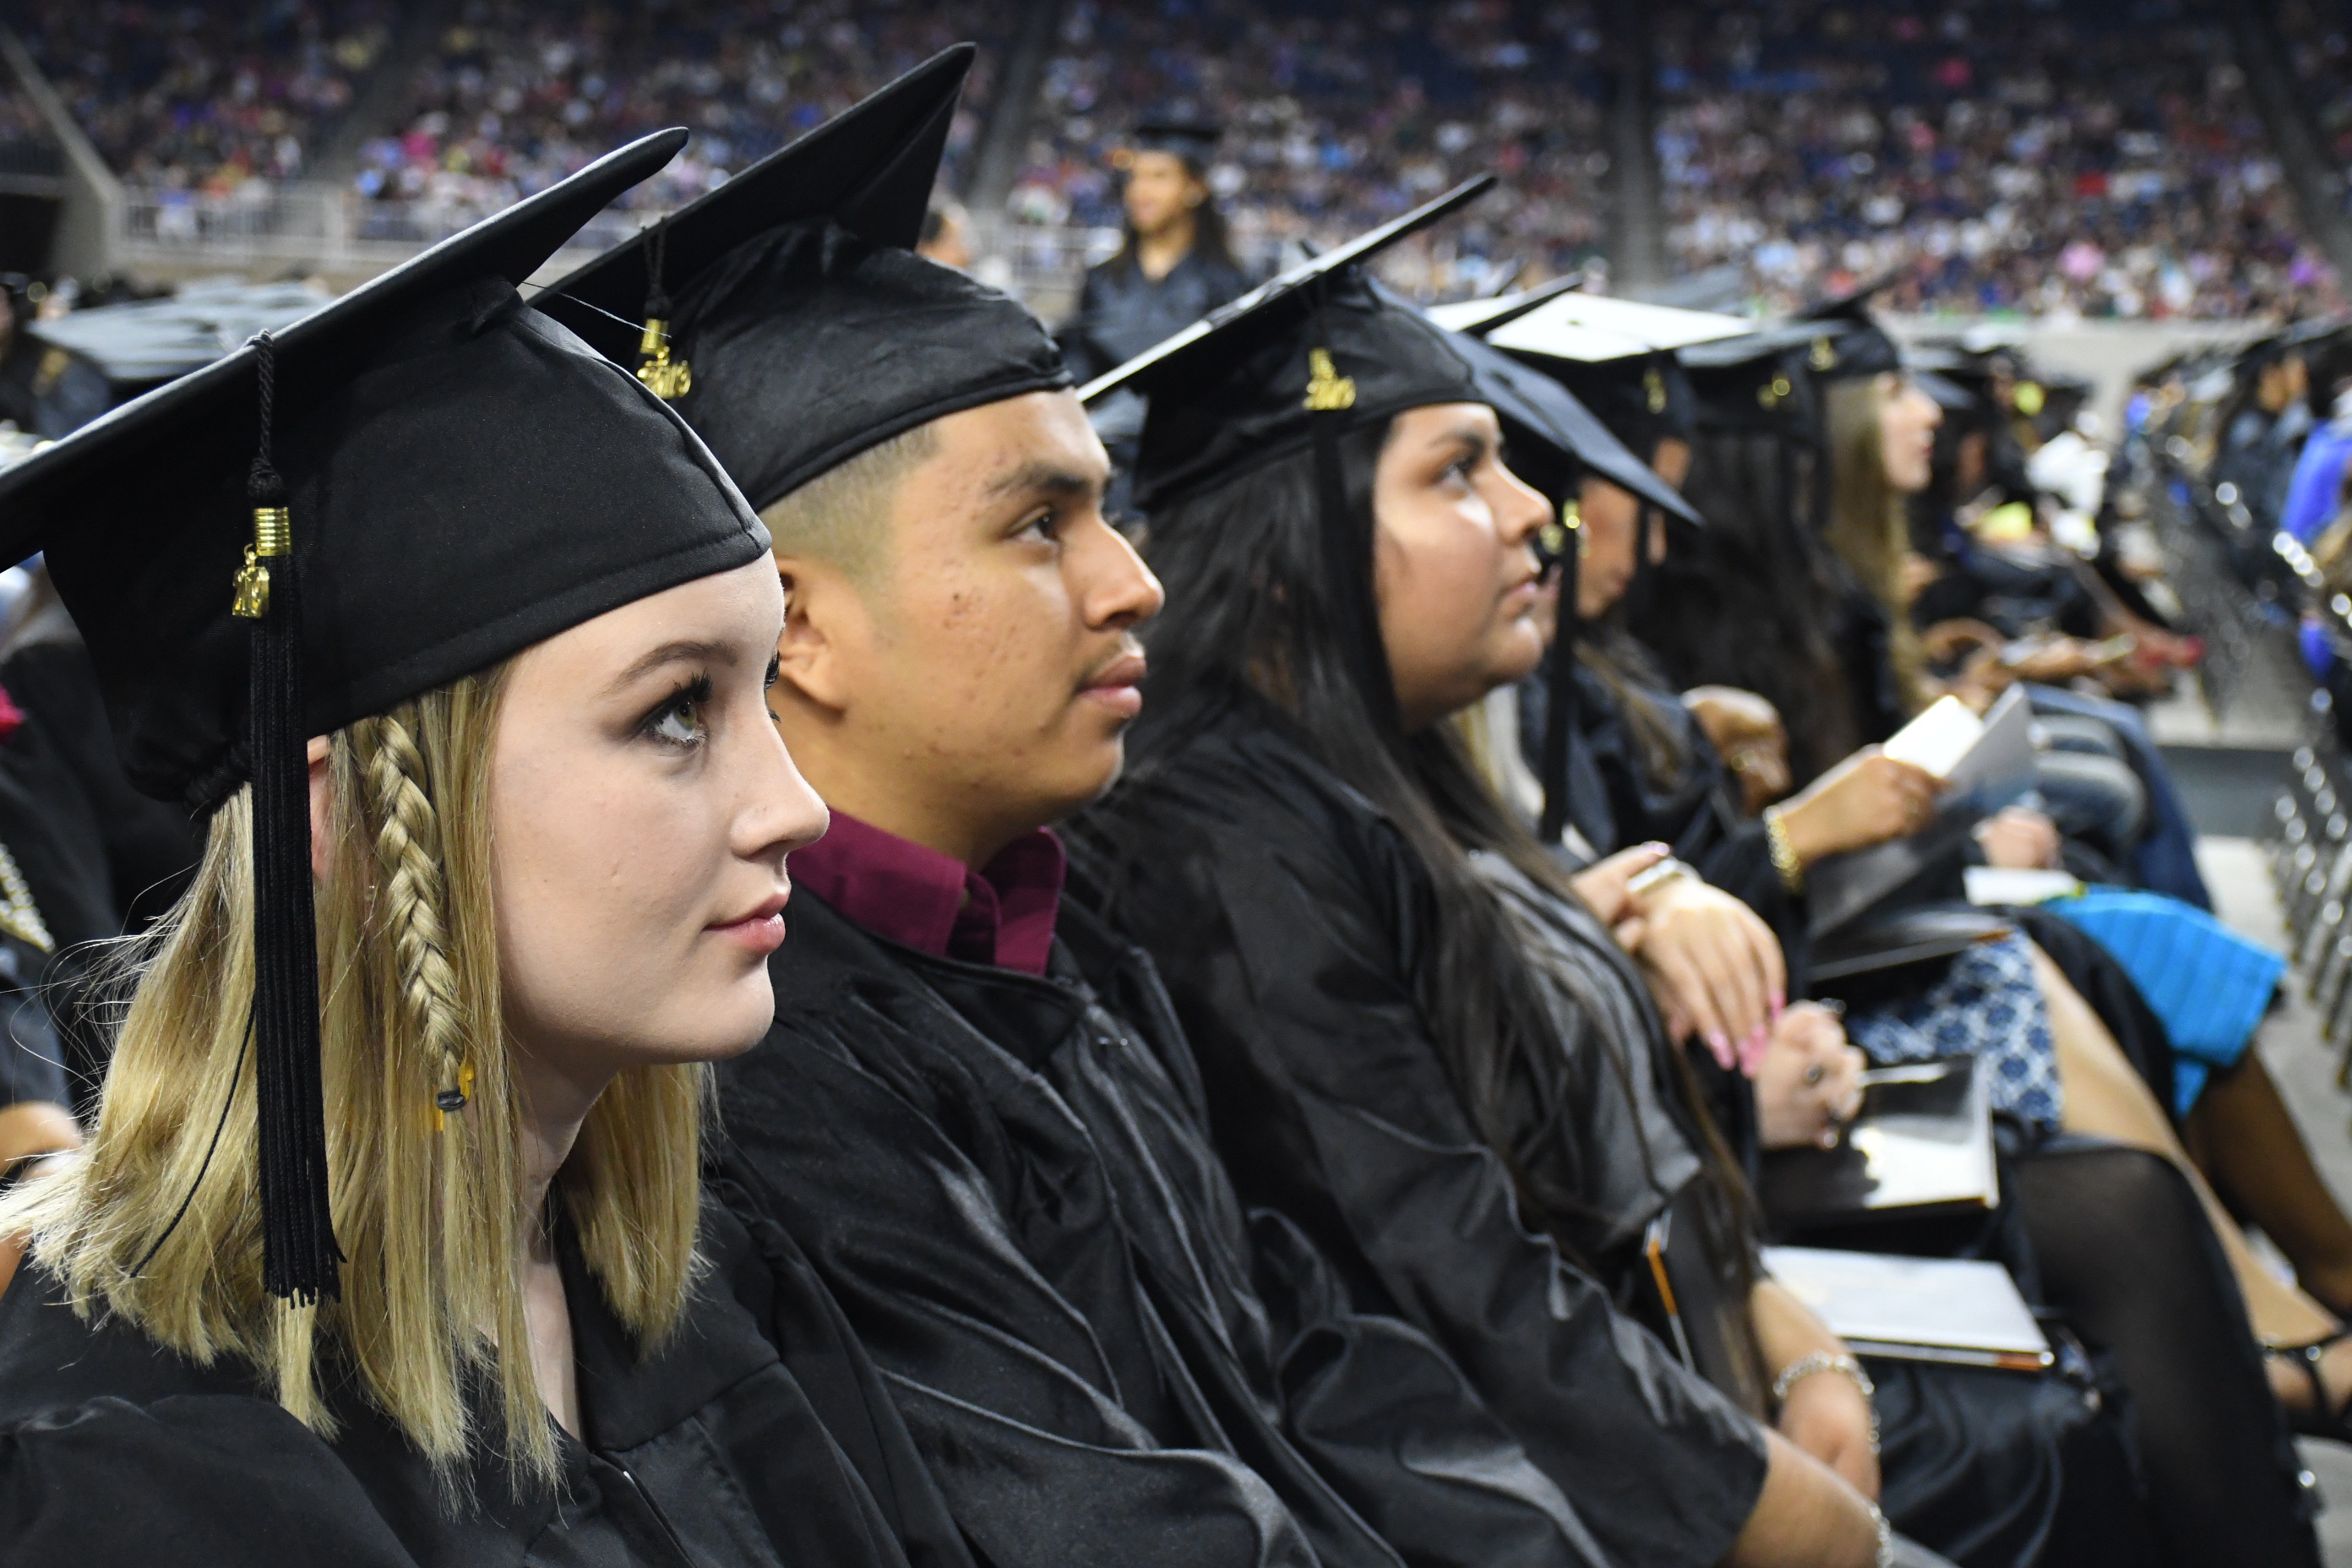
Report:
643,675,714,749
1015,508,1059,543
763,653,781,690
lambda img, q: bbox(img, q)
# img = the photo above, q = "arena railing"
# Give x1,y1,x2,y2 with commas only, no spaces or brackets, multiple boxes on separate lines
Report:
111,183,1143,309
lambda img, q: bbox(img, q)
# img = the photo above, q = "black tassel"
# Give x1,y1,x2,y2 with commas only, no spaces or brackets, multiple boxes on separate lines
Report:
1537,501,1582,845
236,331,340,1304
1303,317,1402,738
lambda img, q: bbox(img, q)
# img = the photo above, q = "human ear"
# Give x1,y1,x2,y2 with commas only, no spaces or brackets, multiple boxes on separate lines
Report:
306,735,334,882
770,558,857,718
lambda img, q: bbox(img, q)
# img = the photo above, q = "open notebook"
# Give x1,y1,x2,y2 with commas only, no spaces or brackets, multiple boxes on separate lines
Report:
1758,1057,1996,1224
1806,686,2037,939
1762,1244,2054,1371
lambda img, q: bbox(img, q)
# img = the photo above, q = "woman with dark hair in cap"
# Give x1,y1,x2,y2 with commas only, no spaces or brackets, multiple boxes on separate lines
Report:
1511,317,2343,1565
1060,114,1254,387
0,133,977,1568
1064,192,1971,1568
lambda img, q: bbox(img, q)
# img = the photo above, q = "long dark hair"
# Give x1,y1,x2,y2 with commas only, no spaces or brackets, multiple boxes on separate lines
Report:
1103,161,1239,280
1119,423,1752,1278
1641,425,1861,785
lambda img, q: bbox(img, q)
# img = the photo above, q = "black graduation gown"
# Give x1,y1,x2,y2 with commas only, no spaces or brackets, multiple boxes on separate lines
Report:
1522,657,1805,969
1059,249,1255,384
718,893,1609,1568
0,1190,977,1568
1471,851,2104,1568
1068,700,1772,1568
1,636,203,935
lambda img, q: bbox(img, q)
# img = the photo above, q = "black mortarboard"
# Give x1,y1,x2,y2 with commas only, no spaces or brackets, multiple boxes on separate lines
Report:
538,46,1070,512
24,280,328,438
1086,180,1496,511
1436,293,1730,841
0,128,767,1303
1087,179,1515,746
1791,278,1904,380
1128,111,1222,168
1439,325,1701,525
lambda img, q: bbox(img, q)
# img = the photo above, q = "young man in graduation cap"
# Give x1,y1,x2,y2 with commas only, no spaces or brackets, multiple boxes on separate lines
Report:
543,52,1625,1568
545,52,1903,1568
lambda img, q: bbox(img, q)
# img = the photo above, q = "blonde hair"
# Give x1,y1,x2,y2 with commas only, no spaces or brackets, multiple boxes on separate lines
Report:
1824,375,1925,714
0,664,708,1488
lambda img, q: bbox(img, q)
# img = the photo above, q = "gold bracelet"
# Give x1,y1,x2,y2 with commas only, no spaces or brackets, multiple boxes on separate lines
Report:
1761,805,1805,896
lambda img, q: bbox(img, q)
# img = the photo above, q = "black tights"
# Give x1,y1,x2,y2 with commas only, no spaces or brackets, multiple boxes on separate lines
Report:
2015,1139,2319,1568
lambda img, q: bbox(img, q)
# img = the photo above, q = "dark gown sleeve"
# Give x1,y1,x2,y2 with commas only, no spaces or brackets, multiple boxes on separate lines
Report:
1088,748,1771,1568
1569,665,1809,972
0,1394,422,1568
701,1188,985,1568
717,1029,1325,1568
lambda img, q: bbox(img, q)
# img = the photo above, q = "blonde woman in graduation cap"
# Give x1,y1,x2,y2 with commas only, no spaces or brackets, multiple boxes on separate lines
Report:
0,131,975,1568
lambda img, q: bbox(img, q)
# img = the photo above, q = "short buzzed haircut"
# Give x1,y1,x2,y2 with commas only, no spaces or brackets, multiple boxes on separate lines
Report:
759,422,939,585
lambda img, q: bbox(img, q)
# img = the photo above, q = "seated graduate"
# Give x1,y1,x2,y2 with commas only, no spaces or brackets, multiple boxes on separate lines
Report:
1484,325,2331,1565
1061,193,1960,1568
542,52,1614,1568
0,133,980,1568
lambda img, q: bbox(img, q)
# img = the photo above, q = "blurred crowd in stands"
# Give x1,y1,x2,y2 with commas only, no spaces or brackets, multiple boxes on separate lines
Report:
2279,0,2352,193
1015,0,1612,294
1654,0,2341,320
19,0,389,188
348,0,1003,225
0,87,61,179
1,0,2343,319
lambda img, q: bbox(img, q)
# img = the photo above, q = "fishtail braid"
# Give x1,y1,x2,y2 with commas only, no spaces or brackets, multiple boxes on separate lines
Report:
357,709,468,1113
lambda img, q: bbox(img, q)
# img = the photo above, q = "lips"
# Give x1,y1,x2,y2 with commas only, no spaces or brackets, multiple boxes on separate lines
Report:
1079,650,1148,720
710,890,791,956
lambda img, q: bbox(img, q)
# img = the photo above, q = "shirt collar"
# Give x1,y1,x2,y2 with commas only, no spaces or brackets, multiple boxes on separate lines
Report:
788,809,1064,977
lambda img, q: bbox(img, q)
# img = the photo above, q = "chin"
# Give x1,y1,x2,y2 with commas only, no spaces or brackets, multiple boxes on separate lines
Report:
657,972,779,1063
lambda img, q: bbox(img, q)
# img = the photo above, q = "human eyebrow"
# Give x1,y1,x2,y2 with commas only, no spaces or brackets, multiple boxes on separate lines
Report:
985,461,1104,504
604,638,740,696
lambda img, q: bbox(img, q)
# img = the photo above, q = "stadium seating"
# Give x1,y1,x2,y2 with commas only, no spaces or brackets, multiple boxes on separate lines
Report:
1652,0,2338,319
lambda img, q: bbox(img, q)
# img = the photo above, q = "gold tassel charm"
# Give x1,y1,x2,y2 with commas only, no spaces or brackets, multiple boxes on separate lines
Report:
432,1059,476,1130
1303,348,1356,411
636,318,692,400
0,841,52,953
1541,496,1582,562
231,505,291,619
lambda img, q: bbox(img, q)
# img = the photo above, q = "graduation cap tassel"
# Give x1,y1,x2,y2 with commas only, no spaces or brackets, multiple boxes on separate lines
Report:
1536,498,1582,845
234,330,340,1304
1304,327,1403,738
635,220,691,400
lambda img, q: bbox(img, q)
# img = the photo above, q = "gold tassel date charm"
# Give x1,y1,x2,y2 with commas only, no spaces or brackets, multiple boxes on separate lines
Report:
637,318,692,400
232,505,291,619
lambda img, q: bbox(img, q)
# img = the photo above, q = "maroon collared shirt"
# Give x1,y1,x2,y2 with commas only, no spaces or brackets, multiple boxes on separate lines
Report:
788,808,1065,976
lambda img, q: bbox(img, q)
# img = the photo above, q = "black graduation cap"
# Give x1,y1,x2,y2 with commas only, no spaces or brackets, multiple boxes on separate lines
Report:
23,280,329,438
1441,327,1700,525
1791,277,1904,380
537,46,1069,513
0,128,767,1304
1127,110,1222,168
1081,181,1494,732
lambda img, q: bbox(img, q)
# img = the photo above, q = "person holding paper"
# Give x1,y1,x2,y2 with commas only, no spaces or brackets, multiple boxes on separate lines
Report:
1503,332,2352,1560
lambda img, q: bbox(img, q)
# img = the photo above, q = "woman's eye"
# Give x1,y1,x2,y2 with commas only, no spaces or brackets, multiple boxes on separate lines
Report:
644,677,712,749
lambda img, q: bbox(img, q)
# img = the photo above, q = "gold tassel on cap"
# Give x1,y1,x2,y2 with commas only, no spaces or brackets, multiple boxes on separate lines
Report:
636,220,692,400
